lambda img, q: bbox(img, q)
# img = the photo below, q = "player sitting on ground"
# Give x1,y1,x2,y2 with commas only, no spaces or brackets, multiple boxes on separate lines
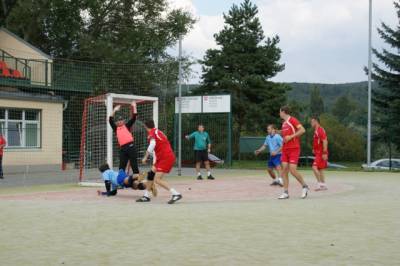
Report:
255,124,283,186
137,120,182,204
97,163,156,196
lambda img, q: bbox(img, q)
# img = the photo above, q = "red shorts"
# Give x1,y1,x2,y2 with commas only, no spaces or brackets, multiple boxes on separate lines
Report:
313,153,328,170
154,155,176,173
281,148,300,165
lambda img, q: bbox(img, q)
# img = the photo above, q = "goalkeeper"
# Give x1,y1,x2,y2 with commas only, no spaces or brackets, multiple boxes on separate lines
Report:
97,163,156,196
109,101,140,177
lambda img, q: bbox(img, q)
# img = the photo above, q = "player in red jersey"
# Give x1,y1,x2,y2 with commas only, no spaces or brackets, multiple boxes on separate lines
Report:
278,106,309,199
136,120,182,204
310,115,329,191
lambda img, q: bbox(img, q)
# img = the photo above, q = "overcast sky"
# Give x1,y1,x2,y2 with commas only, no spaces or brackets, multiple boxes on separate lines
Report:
168,0,398,84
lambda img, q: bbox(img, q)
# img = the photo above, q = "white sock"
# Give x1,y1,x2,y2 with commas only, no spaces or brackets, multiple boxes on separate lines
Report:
207,171,211,177
170,188,180,196
197,172,201,176
144,190,151,198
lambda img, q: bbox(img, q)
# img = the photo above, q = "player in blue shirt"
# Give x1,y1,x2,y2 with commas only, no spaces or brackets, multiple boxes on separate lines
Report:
97,163,156,197
255,124,283,186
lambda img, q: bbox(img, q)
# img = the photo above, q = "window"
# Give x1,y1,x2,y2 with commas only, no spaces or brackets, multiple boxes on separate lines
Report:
0,108,41,148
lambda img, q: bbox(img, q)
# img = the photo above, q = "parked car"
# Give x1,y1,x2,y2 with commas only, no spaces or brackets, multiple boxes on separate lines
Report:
298,156,347,169
362,159,400,170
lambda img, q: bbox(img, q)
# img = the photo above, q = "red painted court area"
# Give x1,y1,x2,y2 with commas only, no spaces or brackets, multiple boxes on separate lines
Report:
0,177,353,203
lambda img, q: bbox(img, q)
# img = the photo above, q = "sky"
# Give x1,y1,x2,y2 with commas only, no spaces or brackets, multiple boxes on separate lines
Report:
167,0,398,84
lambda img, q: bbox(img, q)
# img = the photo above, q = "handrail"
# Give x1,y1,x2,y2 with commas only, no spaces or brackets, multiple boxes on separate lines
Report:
0,48,30,71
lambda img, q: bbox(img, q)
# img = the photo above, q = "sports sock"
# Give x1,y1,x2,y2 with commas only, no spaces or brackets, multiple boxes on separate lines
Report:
144,190,151,198
207,171,211,177
284,190,289,194
170,188,180,195
197,172,201,177
303,184,309,189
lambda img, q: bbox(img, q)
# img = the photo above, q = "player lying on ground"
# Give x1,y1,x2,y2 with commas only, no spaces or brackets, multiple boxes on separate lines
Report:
109,101,140,177
310,115,329,191
137,120,182,204
97,163,157,197
255,124,283,186
279,105,309,199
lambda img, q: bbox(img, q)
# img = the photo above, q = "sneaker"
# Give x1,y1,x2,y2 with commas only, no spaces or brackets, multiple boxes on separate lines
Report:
301,186,309,199
197,175,203,180
270,180,280,186
136,196,151,202
278,192,289,199
277,178,284,187
207,175,215,180
315,186,328,191
167,194,182,204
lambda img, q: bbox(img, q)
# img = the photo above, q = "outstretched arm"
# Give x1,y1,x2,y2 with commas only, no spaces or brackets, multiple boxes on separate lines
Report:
255,144,267,156
98,180,118,196
126,101,138,129
108,105,121,131
185,132,195,140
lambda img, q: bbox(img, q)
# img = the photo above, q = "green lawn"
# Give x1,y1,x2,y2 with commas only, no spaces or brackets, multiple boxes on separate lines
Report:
0,170,399,265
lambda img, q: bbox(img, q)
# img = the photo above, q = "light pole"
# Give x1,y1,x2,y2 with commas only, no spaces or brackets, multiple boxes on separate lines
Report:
367,0,372,166
178,37,183,176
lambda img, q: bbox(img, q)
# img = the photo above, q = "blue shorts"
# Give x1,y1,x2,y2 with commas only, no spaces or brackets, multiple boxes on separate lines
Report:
268,154,282,168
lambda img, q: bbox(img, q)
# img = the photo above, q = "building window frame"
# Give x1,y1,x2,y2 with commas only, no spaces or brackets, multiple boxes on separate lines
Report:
0,108,41,149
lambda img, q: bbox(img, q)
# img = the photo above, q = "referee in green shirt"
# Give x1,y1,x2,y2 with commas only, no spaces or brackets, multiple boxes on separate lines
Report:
185,124,215,180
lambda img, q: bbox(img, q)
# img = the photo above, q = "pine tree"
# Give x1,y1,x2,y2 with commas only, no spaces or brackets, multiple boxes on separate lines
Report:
332,95,354,122
371,0,400,148
309,86,324,116
198,0,287,139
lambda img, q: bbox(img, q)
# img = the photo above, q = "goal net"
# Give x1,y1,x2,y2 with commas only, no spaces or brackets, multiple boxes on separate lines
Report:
79,93,158,184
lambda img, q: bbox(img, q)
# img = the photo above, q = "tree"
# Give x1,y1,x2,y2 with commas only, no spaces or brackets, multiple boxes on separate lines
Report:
309,86,324,116
2,0,195,62
198,0,287,140
332,95,355,122
370,0,400,148
320,114,365,162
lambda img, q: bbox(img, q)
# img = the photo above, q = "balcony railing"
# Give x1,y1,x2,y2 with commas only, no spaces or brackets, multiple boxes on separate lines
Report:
0,49,51,88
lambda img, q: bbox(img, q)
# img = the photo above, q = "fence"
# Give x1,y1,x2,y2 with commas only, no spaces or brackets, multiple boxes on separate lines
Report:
0,57,180,182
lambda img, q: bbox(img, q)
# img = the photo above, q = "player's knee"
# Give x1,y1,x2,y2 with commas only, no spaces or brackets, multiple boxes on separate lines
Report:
147,171,155,181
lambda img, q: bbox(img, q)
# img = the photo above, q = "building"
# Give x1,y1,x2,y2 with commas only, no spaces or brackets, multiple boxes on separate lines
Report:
0,28,64,172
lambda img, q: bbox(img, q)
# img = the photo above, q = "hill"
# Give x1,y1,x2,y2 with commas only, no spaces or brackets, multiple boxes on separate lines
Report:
285,81,380,111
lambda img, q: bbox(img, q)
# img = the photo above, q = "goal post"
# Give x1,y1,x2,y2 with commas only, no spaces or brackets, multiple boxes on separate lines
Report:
79,93,158,183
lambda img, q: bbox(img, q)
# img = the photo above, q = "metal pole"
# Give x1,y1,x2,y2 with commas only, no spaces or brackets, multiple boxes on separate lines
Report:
178,37,183,176
367,0,372,166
